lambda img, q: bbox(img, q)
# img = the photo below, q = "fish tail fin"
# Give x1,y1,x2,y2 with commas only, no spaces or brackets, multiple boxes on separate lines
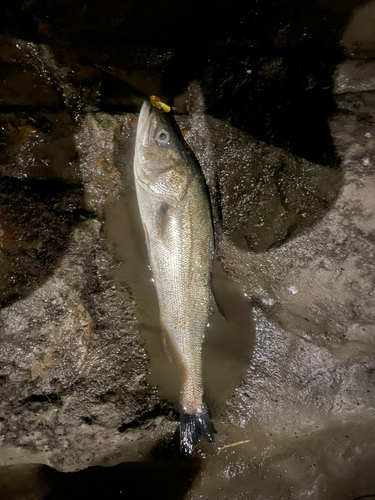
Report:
179,403,215,454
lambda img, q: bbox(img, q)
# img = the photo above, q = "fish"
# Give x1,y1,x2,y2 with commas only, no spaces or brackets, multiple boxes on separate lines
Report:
133,101,215,453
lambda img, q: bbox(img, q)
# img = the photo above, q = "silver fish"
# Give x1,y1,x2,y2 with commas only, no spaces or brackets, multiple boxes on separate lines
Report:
134,101,215,453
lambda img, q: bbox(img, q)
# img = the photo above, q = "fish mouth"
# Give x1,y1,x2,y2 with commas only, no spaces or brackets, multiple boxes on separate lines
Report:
136,101,153,148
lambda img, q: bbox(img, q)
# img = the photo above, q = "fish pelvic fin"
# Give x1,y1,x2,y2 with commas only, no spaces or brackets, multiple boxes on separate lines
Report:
180,403,215,454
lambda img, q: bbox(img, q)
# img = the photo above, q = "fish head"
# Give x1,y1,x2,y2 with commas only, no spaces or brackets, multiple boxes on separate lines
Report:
134,101,191,203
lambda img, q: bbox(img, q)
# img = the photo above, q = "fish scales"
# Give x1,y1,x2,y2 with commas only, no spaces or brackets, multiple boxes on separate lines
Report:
134,101,215,453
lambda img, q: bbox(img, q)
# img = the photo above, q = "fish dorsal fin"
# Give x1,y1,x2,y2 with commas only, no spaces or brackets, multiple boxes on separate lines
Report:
160,318,173,362
210,290,226,320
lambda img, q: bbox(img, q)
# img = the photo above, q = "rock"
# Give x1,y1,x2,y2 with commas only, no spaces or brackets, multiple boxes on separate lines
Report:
0,36,101,121
333,59,375,94
0,177,84,307
74,112,137,216
0,214,176,471
177,93,343,252
0,112,80,182
213,86,375,432
180,68,375,500
0,113,176,472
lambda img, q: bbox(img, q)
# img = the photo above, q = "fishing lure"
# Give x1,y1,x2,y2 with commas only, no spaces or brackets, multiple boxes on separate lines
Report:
150,95,171,113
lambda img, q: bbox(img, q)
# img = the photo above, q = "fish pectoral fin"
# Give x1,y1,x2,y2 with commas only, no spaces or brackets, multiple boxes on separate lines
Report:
210,290,226,320
160,319,174,362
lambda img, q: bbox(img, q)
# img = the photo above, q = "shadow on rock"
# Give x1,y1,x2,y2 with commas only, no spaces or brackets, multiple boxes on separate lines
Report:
42,437,201,500
162,0,372,167
0,176,89,308
2,0,371,166
0,0,364,256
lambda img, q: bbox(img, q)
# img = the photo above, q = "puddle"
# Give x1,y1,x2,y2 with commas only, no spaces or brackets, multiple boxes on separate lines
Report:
204,261,254,407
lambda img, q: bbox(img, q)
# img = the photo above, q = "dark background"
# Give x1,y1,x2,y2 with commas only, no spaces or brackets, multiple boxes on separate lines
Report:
1,0,371,166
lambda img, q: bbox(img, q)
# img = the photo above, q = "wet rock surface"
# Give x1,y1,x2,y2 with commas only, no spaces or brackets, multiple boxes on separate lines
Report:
0,0,375,498
0,108,176,471
193,62,375,500
0,36,176,469
0,212,176,470
177,103,343,252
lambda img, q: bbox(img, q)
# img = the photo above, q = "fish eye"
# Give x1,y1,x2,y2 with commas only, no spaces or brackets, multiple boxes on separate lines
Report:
154,128,170,147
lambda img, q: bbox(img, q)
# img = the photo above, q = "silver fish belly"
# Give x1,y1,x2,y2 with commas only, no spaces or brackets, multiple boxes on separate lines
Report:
133,101,215,453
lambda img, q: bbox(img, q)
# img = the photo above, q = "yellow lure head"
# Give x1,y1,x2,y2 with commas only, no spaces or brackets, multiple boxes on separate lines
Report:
150,95,171,113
